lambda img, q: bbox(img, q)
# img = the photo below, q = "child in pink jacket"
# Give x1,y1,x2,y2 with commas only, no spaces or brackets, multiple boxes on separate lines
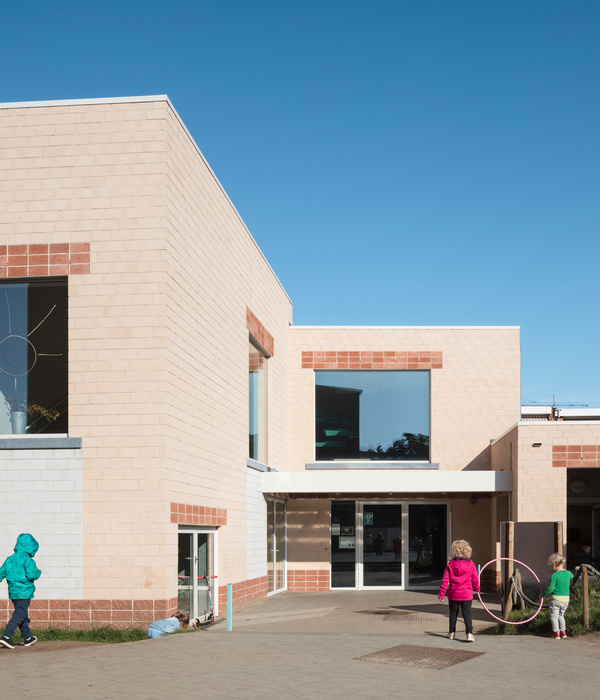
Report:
438,539,480,642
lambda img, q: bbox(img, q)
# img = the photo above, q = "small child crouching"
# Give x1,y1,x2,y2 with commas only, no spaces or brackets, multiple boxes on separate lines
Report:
147,611,190,639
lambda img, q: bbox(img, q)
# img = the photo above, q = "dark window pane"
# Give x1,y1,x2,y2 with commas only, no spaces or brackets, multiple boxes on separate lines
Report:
0,279,67,434
316,371,429,461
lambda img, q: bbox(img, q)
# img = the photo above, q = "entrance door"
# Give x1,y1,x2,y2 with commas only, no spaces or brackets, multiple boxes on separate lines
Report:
178,530,217,622
361,503,403,588
267,499,286,594
330,501,448,590
408,504,448,589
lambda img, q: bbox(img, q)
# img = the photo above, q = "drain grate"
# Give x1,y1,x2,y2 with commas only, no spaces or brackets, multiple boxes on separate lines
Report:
383,613,438,622
355,610,439,622
355,644,484,669
356,609,403,615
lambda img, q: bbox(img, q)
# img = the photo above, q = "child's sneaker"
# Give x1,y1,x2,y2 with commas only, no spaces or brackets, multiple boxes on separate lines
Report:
24,636,38,647
466,633,475,642
560,631,567,639
553,631,561,640
447,632,455,640
0,636,14,649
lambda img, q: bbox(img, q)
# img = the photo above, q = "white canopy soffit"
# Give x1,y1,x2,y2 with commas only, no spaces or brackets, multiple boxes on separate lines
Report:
262,470,512,494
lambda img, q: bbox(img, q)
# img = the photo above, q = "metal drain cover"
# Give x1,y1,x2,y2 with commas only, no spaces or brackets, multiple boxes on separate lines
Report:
383,613,438,622
355,644,484,669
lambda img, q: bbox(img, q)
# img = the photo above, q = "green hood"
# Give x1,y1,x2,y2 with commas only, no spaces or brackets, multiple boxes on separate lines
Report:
14,533,39,558
0,533,42,599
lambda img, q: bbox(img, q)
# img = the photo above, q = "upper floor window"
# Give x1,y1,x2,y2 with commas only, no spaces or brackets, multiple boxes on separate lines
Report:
315,371,429,461
0,279,68,435
249,339,268,463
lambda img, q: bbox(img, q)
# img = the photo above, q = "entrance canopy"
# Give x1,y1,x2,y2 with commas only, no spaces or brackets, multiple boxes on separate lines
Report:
262,469,512,495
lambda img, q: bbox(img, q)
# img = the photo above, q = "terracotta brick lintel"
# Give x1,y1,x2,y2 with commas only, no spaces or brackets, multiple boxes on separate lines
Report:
553,444,600,468
170,502,227,526
246,307,275,357
301,350,442,370
0,243,90,278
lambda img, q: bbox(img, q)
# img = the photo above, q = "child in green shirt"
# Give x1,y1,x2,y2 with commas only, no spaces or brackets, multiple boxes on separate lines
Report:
542,552,573,639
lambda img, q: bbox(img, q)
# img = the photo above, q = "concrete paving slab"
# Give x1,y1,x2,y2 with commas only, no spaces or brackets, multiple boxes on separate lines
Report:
1,591,599,699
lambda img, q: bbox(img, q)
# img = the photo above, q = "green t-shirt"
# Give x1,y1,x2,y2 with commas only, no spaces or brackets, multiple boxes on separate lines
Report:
543,569,573,599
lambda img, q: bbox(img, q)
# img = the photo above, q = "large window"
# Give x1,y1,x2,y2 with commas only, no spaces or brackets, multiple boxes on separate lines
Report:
249,339,267,463
0,279,67,435
315,371,429,461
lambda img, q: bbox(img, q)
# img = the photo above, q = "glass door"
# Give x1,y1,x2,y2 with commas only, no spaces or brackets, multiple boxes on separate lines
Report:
331,501,357,588
267,499,286,594
408,503,448,589
360,503,403,588
177,530,217,621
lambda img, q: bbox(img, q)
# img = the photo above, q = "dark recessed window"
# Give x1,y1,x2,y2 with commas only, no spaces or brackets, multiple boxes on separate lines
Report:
0,279,68,435
315,371,429,461
249,339,267,463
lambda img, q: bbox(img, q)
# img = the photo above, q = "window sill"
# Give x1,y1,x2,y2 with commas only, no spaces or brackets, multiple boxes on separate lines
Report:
0,435,82,450
306,461,439,470
247,458,271,472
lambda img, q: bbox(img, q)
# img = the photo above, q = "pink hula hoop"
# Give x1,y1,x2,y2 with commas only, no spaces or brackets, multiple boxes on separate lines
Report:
477,557,544,625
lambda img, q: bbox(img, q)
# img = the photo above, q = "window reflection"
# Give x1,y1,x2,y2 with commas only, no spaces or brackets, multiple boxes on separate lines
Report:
249,339,267,462
315,371,429,461
0,279,68,435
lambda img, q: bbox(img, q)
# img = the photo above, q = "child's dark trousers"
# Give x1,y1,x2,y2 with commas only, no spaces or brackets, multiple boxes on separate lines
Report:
3,599,32,640
448,599,473,634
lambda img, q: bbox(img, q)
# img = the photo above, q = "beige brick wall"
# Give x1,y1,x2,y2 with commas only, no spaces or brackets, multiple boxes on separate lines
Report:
509,424,600,525
0,98,292,602
289,326,521,471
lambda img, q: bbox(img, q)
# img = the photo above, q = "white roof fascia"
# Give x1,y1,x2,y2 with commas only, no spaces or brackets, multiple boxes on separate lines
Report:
292,326,520,330
262,470,512,494
0,95,169,109
521,406,553,415
557,409,600,418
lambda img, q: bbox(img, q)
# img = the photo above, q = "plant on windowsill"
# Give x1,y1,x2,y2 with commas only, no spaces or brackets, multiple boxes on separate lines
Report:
27,403,60,423
4,396,60,435
4,394,28,434
4,395,27,413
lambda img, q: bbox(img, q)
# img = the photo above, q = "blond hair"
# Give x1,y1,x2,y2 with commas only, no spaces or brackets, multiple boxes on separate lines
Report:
548,552,566,568
449,539,472,559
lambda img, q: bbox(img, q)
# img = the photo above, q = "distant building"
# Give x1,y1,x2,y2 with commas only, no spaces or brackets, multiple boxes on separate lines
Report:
0,96,598,628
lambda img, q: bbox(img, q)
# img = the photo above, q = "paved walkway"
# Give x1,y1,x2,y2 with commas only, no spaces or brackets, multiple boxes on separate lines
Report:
2,590,600,698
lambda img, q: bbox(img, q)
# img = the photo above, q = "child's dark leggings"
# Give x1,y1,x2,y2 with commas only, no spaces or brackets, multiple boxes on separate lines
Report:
3,599,32,640
448,599,472,634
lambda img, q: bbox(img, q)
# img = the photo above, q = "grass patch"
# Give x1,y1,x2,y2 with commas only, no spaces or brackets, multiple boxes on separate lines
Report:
11,627,148,644
493,575,600,637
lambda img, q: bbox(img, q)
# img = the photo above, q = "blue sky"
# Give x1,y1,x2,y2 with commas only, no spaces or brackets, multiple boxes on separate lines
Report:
1,1,599,406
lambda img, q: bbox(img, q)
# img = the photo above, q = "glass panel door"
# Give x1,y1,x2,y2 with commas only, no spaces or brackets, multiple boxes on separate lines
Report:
408,504,447,588
331,501,356,588
274,501,285,591
178,532,193,615
267,499,286,594
361,503,403,587
178,530,216,621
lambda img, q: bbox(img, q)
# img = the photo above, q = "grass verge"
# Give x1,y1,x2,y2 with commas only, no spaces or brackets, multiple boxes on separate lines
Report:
11,627,149,644
493,575,600,636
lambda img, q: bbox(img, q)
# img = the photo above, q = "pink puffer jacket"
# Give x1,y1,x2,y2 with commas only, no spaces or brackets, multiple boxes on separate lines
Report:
438,558,480,601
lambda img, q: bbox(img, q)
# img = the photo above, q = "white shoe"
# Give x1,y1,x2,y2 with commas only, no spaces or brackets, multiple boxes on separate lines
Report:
466,633,475,642
447,632,455,640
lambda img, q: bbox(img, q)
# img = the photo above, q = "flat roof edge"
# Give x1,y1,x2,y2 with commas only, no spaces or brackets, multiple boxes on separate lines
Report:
0,95,170,110
292,325,520,330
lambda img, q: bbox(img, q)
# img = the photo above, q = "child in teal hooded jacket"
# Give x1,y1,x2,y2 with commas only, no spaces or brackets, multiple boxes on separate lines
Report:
0,533,42,649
